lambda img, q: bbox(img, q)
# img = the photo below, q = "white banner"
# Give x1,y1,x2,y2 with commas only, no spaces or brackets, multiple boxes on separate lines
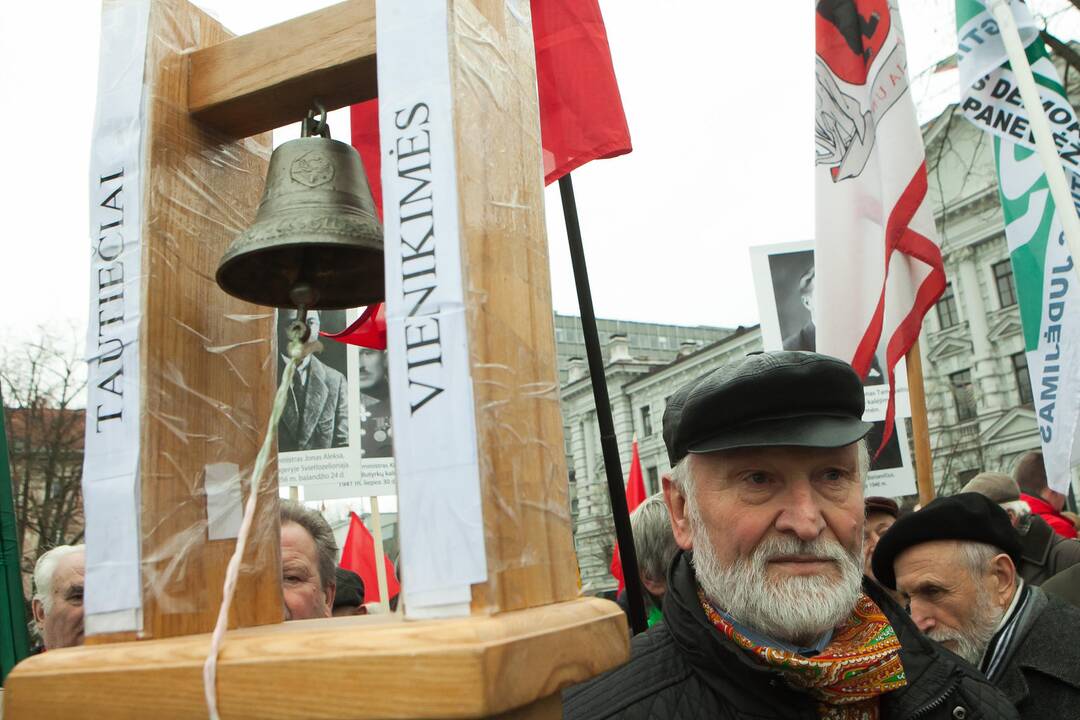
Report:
377,0,486,618
82,0,151,632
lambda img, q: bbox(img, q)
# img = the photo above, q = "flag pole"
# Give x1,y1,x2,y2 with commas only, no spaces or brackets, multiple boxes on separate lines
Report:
369,496,391,613
989,1,1080,279
559,173,648,635
905,340,935,506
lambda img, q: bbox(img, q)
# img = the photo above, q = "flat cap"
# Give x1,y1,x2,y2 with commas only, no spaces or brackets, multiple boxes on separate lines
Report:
871,493,1023,590
960,472,1020,504
865,497,900,519
661,351,872,466
334,567,365,609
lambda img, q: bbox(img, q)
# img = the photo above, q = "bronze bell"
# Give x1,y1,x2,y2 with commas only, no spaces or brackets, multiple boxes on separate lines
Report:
216,109,384,310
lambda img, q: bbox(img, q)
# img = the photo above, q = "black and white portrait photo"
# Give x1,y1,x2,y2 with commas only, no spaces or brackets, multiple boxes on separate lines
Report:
766,249,884,386
357,348,393,459
865,420,903,472
277,309,349,452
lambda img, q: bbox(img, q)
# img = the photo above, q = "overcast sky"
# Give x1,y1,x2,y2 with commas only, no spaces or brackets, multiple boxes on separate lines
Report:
1,0,1079,350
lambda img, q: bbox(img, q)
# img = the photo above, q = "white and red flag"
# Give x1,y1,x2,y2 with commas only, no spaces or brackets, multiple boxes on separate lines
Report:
814,0,945,445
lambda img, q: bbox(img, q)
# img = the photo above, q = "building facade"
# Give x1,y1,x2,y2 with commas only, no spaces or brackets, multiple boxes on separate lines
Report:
559,50,1080,593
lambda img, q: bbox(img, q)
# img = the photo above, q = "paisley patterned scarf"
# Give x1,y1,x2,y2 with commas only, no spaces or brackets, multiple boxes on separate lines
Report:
700,590,907,719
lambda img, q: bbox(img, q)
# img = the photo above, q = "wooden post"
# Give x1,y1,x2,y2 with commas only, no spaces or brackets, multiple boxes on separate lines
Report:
84,0,283,644
369,496,390,613
906,340,936,506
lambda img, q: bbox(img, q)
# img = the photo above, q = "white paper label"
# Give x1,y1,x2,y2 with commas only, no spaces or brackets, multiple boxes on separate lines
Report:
205,462,243,541
82,0,151,628
377,0,488,615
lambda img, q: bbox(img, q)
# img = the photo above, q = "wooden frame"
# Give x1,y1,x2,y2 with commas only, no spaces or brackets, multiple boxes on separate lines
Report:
4,0,628,716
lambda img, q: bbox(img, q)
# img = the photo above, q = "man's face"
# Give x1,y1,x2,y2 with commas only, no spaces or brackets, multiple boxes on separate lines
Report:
1043,487,1067,512
281,521,334,620
894,540,1008,664
863,510,896,577
801,279,816,323
356,348,387,391
32,551,86,649
664,444,864,644
280,310,321,347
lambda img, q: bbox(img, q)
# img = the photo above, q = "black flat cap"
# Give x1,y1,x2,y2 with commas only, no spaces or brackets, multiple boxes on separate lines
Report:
334,567,365,609
661,351,872,466
871,493,1023,590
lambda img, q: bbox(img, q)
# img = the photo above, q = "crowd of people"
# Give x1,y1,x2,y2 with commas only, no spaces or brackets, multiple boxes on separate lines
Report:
26,349,1080,718
28,499,371,653
568,350,1080,719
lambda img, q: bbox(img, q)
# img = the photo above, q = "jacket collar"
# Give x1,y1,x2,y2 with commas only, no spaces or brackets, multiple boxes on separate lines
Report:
995,588,1080,704
1019,515,1055,567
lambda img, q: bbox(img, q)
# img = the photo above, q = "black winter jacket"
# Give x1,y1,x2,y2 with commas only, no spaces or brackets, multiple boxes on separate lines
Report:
564,552,1018,720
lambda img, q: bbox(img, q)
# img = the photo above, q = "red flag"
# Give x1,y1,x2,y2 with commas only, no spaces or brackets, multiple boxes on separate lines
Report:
339,511,400,602
531,0,632,183
336,2,630,349
610,437,646,593
320,302,386,350
813,1,945,451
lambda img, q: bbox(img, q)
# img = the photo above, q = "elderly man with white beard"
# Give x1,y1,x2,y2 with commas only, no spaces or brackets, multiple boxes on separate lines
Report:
872,493,1080,719
564,351,1016,720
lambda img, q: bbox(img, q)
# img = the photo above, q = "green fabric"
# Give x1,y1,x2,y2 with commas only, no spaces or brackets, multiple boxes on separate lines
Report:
0,402,30,684
647,605,663,628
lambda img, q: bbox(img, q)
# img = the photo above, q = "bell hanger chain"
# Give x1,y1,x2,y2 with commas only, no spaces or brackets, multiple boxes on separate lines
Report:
301,100,330,139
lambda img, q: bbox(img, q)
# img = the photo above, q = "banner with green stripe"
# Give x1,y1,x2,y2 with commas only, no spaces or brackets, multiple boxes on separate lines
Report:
956,0,1080,493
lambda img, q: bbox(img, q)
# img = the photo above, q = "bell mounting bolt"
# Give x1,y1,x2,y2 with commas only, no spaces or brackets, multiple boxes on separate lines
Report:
301,100,330,139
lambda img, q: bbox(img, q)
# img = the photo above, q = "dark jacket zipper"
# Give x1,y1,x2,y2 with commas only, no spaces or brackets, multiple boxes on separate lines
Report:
907,677,961,720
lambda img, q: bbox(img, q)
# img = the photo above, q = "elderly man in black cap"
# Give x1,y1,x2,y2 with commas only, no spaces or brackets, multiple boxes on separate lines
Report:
873,493,1080,718
564,351,1016,720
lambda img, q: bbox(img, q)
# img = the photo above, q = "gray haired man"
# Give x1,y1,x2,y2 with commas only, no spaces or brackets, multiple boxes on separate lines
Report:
630,492,679,627
280,500,338,620
565,351,1016,719
31,544,85,650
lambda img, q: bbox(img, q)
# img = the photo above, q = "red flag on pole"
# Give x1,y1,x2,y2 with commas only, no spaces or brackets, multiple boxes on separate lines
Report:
338,0,632,349
609,437,646,593
320,301,386,350
531,0,632,183
813,1,945,450
339,511,400,602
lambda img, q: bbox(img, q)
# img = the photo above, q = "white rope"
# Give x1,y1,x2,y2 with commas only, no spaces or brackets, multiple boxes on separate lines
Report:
202,325,317,720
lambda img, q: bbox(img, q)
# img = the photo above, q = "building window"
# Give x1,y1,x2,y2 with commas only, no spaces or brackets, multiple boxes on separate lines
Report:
950,369,977,421
640,405,654,436
937,283,960,328
993,260,1017,308
646,466,659,495
1013,352,1033,405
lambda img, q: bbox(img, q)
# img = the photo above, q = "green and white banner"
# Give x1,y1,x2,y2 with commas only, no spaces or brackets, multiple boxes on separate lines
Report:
957,0,1080,493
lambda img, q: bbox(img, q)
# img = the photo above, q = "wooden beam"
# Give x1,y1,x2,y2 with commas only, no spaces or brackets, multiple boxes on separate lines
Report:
4,598,629,719
188,0,377,138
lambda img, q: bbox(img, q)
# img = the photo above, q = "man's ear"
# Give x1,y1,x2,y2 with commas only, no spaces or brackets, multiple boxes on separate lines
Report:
663,472,694,551
987,553,1018,609
641,575,667,598
31,598,45,627
323,582,337,618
